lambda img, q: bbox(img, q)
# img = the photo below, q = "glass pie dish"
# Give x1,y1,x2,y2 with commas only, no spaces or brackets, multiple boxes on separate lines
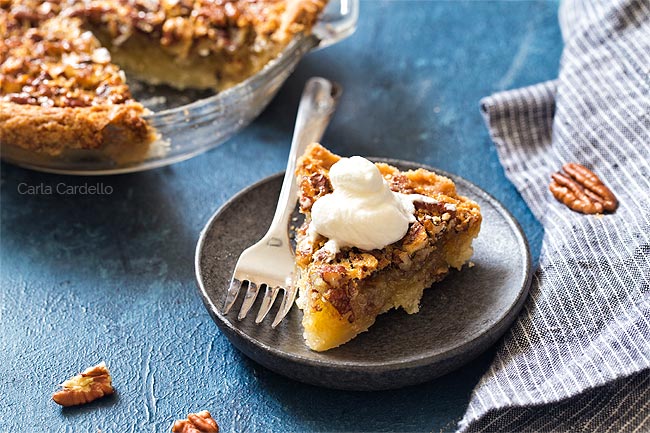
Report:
0,0,358,175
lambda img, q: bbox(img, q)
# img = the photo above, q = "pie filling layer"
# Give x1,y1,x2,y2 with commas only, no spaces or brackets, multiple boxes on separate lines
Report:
294,143,482,351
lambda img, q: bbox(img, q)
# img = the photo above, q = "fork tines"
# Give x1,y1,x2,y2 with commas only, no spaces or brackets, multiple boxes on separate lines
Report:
224,278,293,327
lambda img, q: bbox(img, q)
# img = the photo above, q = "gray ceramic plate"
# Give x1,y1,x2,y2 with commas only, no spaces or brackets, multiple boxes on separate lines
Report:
195,159,532,390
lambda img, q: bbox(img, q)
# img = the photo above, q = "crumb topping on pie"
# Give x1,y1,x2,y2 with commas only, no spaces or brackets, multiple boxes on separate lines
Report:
294,143,482,351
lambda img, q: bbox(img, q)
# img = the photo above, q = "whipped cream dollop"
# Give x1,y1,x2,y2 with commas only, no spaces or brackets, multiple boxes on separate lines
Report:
310,156,417,251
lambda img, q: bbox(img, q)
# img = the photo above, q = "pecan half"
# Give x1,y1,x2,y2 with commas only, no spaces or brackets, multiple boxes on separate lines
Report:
549,163,618,214
52,362,114,407
172,410,219,433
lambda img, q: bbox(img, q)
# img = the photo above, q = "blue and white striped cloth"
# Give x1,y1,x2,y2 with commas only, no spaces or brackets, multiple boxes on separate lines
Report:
458,1,650,431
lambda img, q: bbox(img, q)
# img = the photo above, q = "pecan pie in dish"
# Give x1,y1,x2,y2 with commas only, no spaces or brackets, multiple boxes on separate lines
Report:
294,144,482,351
0,0,326,163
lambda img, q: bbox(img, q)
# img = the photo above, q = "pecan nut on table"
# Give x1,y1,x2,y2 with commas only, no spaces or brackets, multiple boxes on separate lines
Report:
52,362,114,407
172,410,220,433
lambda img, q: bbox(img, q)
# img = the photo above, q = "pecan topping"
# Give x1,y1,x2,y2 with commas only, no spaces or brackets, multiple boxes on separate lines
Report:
172,410,219,433
320,264,347,287
52,362,114,407
388,173,415,194
401,221,429,254
414,200,446,214
298,173,332,211
7,92,38,105
549,163,618,214
1,4,136,109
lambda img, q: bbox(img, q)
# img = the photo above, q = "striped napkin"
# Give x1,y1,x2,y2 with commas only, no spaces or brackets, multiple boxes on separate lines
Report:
458,1,650,431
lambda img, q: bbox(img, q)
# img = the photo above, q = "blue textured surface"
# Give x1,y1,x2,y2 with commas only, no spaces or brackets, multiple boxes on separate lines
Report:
0,1,562,432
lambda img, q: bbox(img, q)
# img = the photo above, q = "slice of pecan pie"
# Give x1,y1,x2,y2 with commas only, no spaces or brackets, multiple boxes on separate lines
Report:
0,0,325,161
294,144,482,351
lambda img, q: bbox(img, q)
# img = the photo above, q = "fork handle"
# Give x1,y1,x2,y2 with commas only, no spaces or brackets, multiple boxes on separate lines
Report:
266,77,342,237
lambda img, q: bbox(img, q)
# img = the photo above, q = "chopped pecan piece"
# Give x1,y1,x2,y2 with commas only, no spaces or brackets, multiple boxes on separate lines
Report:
52,362,114,407
172,410,219,433
387,172,415,194
324,281,356,318
7,92,38,105
549,163,618,214
414,200,446,214
401,221,429,254
298,173,332,211
320,264,347,287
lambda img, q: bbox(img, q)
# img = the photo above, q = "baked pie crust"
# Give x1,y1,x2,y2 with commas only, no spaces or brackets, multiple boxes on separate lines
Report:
294,144,482,351
0,0,326,162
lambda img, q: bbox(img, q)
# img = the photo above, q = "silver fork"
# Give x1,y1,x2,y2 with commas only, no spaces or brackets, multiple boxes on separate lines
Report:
223,77,342,327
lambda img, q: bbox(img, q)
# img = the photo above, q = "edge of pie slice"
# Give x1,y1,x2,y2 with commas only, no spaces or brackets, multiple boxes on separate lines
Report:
0,10,156,162
294,143,482,351
0,0,326,162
